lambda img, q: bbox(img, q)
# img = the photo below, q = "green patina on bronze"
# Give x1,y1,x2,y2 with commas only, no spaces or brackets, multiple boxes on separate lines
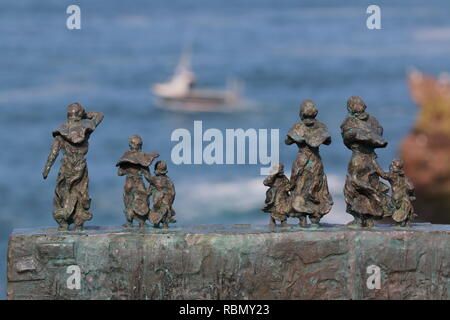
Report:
42,103,104,231
7,223,450,300
262,99,333,229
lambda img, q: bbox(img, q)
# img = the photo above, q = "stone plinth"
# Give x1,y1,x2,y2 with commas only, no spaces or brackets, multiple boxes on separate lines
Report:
7,223,450,300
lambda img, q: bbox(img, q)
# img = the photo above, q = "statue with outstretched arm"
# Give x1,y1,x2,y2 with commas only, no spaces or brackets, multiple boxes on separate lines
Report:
43,102,103,231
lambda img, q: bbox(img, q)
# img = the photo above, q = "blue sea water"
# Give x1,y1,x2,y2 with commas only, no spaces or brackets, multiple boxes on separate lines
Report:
1,0,450,299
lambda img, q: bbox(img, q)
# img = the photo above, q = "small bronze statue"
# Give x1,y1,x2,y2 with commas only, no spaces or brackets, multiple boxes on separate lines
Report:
148,161,176,228
379,159,417,227
262,163,291,227
42,102,104,231
285,99,333,228
341,96,394,228
116,135,159,229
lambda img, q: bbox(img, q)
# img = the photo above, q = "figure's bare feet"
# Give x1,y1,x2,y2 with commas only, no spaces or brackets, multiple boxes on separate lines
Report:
73,224,84,231
299,217,308,228
269,217,276,227
309,216,321,227
365,219,375,228
280,220,288,227
162,222,169,229
400,220,410,228
346,219,363,228
58,223,69,231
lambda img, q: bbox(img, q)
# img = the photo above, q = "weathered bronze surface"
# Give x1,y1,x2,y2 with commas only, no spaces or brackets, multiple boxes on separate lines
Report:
262,163,290,227
148,161,176,228
7,224,450,300
285,99,333,227
380,159,417,227
341,96,394,228
116,135,159,228
42,103,104,231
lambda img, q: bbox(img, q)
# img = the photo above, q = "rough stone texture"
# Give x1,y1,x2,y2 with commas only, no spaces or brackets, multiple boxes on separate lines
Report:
7,223,450,300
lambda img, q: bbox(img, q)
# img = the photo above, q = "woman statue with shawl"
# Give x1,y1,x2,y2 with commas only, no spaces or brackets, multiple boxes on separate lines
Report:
285,99,333,227
42,103,103,231
341,96,394,228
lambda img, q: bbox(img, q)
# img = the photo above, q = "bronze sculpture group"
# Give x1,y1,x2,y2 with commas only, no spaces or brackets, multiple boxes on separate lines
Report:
262,96,416,228
43,98,416,231
117,135,157,228
263,100,334,228
43,103,176,230
117,136,177,229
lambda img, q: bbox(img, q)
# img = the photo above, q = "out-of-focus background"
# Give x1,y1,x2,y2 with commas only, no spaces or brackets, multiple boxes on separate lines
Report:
1,0,450,298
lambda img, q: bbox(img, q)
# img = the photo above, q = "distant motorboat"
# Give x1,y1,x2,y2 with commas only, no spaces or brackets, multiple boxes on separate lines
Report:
152,52,242,112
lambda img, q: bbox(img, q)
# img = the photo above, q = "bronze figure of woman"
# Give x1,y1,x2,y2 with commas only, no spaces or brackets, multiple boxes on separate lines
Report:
43,102,104,231
341,96,394,228
116,135,159,228
285,99,333,227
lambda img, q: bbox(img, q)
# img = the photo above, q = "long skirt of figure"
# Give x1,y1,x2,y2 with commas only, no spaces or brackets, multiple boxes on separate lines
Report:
392,199,416,227
53,158,92,230
289,149,333,227
149,190,175,229
263,187,290,227
262,164,291,227
122,176,150,229
343,152,394,228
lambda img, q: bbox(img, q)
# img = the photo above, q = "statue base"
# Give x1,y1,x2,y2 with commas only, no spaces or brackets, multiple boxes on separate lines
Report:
7,223,450,299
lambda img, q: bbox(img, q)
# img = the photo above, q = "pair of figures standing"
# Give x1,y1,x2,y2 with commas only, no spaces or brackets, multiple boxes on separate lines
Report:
262,100,333,228
43,103,176,231
263,97,416,228
342,96,415,228
116,135,176,229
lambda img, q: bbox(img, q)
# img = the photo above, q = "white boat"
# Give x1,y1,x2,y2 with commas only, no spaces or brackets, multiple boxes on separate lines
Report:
152,52,241,112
